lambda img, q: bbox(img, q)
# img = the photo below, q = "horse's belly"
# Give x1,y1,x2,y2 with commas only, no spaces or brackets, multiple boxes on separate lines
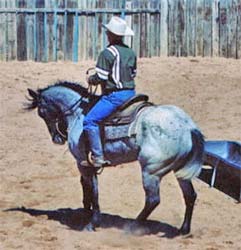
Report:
104,136,139,165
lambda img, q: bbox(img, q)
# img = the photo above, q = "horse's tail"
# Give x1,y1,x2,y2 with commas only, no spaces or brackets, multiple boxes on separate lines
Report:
174,129,205,180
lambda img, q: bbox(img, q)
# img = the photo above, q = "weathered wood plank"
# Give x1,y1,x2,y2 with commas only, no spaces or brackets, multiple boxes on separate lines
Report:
219,0,228,57
149,0,159,56
25,13,35,60
140,12,147,57
196,0,204,56
173,0,179,56
176,0,186,57
212,0,219,56
160,0,168,56
123,0,132,47
188,0,197,56
132,0,140,57
0,0,6,61
5,0,16,60
56,1,65,60
203,0,212,57
52,10,58,61
45,0,56,61
72,10,79,62
17,0,27,60
168,0,176,56
78,13,87,60
35,0,45,61
25,0,35,60
227,0,238,58
237,0,241,58
65,0,77,61
62,1,75,61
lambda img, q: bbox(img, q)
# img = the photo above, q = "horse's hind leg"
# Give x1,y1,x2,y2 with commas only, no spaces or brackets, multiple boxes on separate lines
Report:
177,178,197,235
136,170,160,221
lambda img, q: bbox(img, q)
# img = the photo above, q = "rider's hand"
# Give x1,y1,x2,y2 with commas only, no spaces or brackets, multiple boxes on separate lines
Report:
88,74,99,85
88,74,106,86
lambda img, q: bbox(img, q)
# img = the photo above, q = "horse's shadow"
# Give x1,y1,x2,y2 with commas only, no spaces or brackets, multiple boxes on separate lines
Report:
5,206,180,238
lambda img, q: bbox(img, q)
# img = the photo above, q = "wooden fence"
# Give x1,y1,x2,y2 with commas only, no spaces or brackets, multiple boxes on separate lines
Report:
0,0,240,61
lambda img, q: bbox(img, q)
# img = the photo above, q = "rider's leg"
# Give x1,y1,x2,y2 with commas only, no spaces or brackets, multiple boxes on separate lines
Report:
83,90,135,167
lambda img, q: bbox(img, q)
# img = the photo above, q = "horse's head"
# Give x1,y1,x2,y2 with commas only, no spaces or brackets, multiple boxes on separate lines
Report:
25,81,99,146
25,88,67,145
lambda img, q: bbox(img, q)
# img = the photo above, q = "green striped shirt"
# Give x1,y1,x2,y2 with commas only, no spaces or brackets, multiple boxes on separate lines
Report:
95,43,136,91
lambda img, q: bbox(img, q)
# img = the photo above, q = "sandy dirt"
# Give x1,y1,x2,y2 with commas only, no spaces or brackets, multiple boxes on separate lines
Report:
1,57,241,250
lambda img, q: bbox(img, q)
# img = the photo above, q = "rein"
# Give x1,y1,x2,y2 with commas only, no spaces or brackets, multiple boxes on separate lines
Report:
40,94,85,140
61,97,83,117
54,96,85,139
46,83,96,139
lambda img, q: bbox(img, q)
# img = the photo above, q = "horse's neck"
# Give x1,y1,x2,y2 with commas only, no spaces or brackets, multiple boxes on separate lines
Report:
48,87,85,123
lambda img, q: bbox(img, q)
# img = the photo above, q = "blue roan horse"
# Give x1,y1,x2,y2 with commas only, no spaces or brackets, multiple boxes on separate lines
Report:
25,81,204,234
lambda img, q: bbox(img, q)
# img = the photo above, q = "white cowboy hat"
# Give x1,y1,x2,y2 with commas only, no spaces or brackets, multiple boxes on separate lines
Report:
103,16,134,36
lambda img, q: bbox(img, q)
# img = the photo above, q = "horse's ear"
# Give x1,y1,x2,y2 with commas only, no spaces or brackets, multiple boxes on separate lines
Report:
28,88,38,100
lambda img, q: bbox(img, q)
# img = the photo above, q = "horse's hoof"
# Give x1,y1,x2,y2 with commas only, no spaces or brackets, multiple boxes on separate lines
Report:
83,223,96,232
178,227,191,236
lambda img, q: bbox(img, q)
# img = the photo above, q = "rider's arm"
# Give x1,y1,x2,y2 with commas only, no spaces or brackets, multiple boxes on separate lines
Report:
92,49,114,85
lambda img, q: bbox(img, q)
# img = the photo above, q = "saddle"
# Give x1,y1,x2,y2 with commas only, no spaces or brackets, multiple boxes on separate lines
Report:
103,94,151,126
101,94,153,141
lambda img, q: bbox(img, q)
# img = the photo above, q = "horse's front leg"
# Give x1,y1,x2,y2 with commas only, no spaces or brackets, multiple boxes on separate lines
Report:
69,131,101,231
90,173,101,228
79,166,101,231
80,175,92,211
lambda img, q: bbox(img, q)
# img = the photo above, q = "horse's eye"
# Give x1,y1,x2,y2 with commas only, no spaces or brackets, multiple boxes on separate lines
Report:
38,107,46,117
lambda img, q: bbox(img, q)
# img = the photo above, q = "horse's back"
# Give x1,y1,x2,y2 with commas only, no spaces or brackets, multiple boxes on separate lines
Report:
146,105,198,129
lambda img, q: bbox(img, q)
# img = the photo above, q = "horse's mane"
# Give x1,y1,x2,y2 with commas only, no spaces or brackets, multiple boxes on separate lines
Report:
25,81,99,111
39,81,90,98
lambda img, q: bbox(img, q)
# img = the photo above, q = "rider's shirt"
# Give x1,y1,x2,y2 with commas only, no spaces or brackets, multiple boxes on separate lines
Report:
95,43,136,93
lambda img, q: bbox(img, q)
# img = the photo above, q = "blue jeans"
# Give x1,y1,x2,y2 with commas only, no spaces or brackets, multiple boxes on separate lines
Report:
83,90,135,158
84,90,135,131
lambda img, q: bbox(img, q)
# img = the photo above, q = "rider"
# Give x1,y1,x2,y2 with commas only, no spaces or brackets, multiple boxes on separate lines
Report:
82,16,136,168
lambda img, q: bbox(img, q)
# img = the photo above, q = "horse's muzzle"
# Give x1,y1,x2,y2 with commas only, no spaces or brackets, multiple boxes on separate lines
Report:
52,134,65,145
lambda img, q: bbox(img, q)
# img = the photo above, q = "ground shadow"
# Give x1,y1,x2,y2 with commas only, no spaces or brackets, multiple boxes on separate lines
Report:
5,206,180,238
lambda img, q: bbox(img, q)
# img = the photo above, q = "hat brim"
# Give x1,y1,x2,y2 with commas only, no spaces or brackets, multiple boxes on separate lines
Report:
102,24,134,36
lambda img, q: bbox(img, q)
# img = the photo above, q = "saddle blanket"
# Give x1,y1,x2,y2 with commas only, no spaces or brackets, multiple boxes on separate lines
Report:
104,124,133,141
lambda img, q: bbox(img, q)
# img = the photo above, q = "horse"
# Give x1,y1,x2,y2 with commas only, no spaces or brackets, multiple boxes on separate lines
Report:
25,81,204,234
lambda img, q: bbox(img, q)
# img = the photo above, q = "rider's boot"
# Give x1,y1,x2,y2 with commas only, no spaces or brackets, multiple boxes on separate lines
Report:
81,129,111,168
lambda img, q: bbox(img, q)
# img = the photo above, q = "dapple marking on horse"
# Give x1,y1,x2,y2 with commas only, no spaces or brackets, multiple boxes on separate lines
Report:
25,81,204,235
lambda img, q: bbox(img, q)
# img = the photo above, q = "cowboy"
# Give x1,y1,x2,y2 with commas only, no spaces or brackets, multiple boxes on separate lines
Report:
82,16,136,168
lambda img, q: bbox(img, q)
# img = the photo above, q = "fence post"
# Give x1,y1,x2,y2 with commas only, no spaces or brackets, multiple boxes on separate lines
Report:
121,0,126,18
237,0,241,59
212,0,219,56
160,0,168,56
73,10,79,62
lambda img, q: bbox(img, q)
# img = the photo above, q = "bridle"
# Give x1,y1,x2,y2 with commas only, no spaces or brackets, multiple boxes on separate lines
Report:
40,69,98,140
40,95,84,140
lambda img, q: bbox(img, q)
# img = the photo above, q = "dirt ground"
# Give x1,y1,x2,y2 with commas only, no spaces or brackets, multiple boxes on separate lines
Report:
0,57,241,250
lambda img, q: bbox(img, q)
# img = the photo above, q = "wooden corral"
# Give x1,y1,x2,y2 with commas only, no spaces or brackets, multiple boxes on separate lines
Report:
0,0,240,61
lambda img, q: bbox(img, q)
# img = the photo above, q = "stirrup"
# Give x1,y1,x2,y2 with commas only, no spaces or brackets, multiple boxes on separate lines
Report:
92,157,111,168
80,158,111,168
80,160,92,168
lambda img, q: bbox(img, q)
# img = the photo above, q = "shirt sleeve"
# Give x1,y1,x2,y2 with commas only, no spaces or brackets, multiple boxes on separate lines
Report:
95,49,114,80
